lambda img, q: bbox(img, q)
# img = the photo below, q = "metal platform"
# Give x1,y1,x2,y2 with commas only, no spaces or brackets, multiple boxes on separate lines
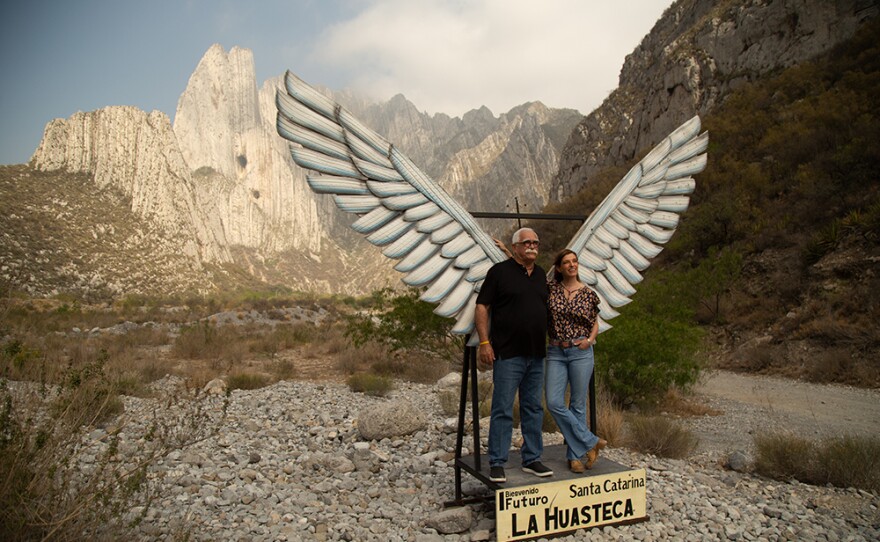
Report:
456,443,633,491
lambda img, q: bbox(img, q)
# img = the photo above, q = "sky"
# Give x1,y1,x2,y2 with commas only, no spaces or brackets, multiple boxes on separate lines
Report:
0,0,673,165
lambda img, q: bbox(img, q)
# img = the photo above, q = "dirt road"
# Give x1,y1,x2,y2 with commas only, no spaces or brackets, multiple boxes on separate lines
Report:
682,370,880,459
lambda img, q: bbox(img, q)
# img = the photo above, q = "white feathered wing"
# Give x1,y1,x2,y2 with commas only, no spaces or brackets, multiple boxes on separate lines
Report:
275,71,708,336
565,116,708,332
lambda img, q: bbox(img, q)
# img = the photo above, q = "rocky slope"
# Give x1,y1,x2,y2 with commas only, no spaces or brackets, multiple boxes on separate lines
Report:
552,0,879,201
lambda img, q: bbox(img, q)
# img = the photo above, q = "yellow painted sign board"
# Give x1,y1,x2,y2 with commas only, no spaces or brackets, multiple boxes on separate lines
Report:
495,468,647,541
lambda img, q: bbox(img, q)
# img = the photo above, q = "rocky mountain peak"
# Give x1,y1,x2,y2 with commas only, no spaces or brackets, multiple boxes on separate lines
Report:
174,44,261,179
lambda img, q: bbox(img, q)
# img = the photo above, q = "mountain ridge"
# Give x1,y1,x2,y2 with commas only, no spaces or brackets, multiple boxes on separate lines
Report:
6,45,579,299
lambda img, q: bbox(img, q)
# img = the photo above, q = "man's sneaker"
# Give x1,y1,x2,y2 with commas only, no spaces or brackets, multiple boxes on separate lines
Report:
522,461,553,477
489,466,507,482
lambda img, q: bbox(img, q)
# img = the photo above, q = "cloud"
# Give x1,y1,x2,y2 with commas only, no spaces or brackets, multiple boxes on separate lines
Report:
310,0,670,117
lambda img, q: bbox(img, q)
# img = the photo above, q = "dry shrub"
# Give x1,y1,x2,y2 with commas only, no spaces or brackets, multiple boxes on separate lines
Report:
723,342,786,373
226,371,272,391
347,372,394,397
172,323,247,362
596,386,625,446
754,433,880,492
0,368,227,540
335,341,387,374
795,312,877,348
725,289,782,331
269,358,297,381
372,351,453,384
252,323,316,358
754,432,814,480
320,324,349,355
804,347,857,384
625,415,698,459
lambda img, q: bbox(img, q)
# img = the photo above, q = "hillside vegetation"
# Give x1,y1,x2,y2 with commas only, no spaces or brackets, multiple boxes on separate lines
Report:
535,19,880,389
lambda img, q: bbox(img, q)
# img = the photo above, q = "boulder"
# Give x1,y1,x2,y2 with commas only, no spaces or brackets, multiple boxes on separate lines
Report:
357,399,427,440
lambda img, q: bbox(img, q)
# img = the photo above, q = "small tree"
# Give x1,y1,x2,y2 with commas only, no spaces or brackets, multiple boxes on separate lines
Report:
345,288,461,359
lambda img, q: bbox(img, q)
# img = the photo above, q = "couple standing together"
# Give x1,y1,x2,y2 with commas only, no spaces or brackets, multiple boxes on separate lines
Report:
475,227,607,483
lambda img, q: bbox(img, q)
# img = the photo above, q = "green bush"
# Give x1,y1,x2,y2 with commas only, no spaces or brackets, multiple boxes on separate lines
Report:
345,288,461,359
597,269,704,407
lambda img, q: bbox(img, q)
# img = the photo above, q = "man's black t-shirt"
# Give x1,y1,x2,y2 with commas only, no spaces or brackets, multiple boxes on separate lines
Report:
476,258,548,360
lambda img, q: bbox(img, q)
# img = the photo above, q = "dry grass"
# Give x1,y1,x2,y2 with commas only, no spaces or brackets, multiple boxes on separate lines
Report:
227,370,272,391
624,415,699,458
754,432,880,492
336,341,387,374
346,372,394,396
595,385,625,446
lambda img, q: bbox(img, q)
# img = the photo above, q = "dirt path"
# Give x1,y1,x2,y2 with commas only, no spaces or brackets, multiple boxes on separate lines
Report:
683,369,880,461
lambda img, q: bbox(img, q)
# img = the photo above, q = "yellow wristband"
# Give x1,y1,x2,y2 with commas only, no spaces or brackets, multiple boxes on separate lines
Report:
479,340,490,346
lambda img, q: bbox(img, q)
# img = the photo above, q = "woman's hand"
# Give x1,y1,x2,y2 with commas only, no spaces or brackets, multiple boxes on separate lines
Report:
577,337,595,350
493,238,512,259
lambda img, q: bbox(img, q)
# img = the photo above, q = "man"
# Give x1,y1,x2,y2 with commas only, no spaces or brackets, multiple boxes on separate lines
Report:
475,227,552,483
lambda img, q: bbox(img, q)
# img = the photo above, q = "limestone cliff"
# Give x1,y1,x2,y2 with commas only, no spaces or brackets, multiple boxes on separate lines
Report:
552,0,879,202
30,106,230,264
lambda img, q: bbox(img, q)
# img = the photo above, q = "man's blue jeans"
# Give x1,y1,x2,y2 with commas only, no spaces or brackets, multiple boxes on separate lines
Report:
489,356,545,467
546,344,600,461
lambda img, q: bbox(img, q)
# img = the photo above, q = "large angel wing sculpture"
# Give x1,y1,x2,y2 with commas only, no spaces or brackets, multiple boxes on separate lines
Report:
275,71,707,337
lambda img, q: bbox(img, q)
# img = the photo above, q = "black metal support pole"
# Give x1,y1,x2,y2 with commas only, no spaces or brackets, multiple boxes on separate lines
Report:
453,336,471,503
469,343,481,472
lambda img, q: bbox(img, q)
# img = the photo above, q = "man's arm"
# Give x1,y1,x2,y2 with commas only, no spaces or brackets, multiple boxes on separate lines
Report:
475,303,495,368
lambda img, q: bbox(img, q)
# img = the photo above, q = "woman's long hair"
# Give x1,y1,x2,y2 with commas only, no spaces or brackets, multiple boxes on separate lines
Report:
552,249,579,283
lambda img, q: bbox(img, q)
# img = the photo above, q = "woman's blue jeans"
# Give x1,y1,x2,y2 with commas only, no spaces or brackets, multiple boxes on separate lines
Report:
546,344,600,461
488,356,545,467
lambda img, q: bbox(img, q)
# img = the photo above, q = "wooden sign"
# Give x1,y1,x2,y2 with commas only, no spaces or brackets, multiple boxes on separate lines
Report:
495,468,647,541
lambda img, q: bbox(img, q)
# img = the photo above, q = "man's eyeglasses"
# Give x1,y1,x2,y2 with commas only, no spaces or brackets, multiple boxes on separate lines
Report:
516,240,540,247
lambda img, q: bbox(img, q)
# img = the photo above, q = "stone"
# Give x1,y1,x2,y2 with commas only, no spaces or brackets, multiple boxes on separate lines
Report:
425,506,473,534
357,399,427,440
204,378,227,395
726,450,751,473
436,372,461,389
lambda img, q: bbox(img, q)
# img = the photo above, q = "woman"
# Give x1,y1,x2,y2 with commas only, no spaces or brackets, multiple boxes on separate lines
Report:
546,249,607,473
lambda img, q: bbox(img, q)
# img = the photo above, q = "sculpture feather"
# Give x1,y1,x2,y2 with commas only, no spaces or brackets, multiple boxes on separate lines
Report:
275,72,708,337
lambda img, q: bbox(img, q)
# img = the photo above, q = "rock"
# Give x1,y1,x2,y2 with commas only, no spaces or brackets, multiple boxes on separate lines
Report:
552,0,873,201
726,450,751,473
357,399,427,440
436,372,461,389
425,506,473,534
203,378,227,395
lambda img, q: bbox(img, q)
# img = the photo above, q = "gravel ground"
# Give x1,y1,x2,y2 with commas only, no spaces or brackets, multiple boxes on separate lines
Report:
6,370,879,541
